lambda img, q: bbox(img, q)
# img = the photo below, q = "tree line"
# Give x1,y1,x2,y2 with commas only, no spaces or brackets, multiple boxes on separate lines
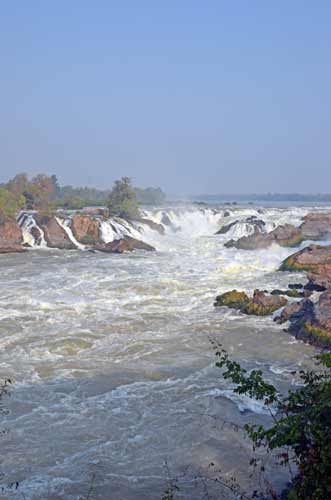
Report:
0,173,166,221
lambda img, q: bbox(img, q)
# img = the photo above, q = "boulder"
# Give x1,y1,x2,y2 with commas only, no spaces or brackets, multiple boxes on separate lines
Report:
280,245,331,272
94,236,155,254
37,216,76,250
244,290,287,316
225,232,271,250
214,290,249,309
71,215,101,244
0,219,26,253
300,212,331,240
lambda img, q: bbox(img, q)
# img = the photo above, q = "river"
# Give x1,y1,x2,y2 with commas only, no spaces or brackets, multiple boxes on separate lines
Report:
0,205,324,499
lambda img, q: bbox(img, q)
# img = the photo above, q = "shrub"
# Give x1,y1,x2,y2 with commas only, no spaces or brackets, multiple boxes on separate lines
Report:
212,341,331,499
107,177,139,219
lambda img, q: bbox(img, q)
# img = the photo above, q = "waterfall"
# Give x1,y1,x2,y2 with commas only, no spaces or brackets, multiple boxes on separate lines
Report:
55,217,86,250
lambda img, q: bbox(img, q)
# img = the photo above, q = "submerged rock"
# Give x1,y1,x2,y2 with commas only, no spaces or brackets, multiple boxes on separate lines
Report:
215,289,287,316
270,288,308,298
94,236,155,253
0,219,26,253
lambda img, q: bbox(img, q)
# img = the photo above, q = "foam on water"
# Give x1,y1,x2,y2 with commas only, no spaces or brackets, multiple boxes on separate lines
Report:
1,204,325,499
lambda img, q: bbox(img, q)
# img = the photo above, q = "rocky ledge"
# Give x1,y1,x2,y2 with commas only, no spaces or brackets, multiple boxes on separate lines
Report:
214,289,287,316
225,211,331,250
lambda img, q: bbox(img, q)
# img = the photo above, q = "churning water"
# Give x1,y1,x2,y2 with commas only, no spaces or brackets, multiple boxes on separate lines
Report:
0,206,324,499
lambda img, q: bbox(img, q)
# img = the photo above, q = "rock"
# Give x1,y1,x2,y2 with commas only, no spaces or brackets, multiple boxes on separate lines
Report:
214,289,287,316
223,210,231,217
244,290,287,316
139,218,165,235
280,245,331,272
288,283,304,290
71,215,101,245
275,299,311,325
245,216,266,231
225,232,272,250
94,237,155,253
270,289,307,298
275,291,331,348
0,219,26,253
216,221,238,235
300,212,331,241
214,290,249,309
37,216,76,250
225,224,302,250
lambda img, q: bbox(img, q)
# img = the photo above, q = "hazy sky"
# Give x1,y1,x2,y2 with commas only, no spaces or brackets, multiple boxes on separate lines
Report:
1,2,330,194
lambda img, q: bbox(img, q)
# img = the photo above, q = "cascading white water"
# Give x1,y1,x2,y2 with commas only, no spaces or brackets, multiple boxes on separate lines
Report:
55,217,86,250
18,212,47,248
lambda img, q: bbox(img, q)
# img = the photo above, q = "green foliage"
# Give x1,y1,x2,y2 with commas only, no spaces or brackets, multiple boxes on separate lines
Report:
107,177,139,219
0,188,25,222
212,341,331,500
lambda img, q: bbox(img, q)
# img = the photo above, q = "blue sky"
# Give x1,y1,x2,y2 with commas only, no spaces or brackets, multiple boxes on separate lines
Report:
1,2,330,194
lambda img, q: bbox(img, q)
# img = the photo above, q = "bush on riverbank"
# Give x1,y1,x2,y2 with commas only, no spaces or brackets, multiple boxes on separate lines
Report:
213,342,331,499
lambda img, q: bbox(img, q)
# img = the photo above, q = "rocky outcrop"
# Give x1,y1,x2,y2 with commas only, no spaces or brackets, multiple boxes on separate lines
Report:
280,245,331,272
225,224,303,250
94,236,155,254
300,212,331,240
215,289,287,316
0,219,26,253
275,292,331,348
36,216,76,250
71,215,101,245
226,212,331,250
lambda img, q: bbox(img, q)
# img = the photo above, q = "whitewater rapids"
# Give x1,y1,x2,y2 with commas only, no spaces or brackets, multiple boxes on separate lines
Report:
0,205,325,499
